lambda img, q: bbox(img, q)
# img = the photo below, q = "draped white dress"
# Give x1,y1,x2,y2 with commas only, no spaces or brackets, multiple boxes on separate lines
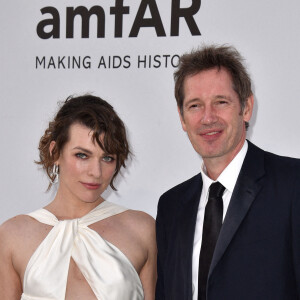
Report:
20,201,144,300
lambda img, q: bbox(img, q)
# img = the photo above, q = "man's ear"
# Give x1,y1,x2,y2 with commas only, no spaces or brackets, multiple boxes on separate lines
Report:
178,106,187,132
243,94,254,123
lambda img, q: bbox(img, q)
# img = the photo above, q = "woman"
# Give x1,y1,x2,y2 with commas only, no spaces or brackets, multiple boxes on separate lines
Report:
0,95,157,299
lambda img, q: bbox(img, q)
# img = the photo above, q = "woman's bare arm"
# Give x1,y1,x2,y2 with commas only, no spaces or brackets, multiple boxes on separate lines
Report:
0,219,23,299
138,213,157,300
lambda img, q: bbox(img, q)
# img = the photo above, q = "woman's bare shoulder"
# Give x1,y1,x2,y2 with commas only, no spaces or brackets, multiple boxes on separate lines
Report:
118,209,156,242
0,214,40,242
121,209,155,228
1,214,32,231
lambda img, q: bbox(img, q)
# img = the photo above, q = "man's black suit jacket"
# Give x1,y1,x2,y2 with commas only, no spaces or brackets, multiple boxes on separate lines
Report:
156,141,300,300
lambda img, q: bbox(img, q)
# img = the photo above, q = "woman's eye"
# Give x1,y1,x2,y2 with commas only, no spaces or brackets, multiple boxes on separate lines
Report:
76,153,87,159
102,156,115,162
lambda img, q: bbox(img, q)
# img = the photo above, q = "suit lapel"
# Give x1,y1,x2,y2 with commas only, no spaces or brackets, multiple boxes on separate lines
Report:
177,173,202,299
209,142,266,275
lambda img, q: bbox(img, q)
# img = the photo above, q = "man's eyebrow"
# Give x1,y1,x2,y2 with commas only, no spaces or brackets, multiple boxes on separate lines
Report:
72,146,93,155
184,95,232,106
214,95,232,100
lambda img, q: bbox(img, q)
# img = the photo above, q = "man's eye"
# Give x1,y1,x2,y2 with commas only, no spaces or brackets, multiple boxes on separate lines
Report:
76,153,87,159
188,104,200,110
217,100,228,105
103,156,115,162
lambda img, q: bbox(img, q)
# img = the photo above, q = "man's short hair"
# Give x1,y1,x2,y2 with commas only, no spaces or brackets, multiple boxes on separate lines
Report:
174,44,253,129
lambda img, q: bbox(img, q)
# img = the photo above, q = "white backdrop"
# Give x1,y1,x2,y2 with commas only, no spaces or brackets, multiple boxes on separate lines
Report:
1,0,300,223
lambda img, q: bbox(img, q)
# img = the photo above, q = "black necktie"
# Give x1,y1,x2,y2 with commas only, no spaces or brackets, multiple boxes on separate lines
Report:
198,182,225,300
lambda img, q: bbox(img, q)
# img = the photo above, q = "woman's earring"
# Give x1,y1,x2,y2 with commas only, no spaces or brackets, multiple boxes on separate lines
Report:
51,164,59,184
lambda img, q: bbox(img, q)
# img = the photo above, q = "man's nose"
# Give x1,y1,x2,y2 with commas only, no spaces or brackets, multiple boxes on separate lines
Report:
200,106,218,125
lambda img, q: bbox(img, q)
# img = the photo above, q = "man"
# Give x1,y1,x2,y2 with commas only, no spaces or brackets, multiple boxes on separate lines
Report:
155,45,300,300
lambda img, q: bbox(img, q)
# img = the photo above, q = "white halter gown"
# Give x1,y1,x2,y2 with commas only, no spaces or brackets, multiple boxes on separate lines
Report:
20,201,144,300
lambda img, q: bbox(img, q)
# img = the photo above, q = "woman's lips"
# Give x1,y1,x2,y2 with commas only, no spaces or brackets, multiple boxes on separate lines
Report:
80,182,101,190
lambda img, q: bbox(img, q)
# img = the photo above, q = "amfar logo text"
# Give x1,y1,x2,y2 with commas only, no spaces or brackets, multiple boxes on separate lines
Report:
37,0,201,39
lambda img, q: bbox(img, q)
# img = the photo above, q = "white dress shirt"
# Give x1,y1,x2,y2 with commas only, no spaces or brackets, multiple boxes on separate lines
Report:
192,141,248,299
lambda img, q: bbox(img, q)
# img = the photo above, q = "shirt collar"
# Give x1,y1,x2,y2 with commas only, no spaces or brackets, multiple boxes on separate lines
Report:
200,140,248,193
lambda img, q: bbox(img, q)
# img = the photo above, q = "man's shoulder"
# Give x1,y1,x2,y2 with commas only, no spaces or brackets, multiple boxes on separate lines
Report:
264,150,300,179
157,173,201,222
249,140,298,160
247,140,300,173
158,173,201,206
265,150,300,163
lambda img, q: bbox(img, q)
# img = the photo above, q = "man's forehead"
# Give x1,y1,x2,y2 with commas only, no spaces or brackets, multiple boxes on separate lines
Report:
185,66,232,82
183,68,235,95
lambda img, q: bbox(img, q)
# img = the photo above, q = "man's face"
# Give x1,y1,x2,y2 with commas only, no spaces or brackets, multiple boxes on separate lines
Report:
179,67,253,168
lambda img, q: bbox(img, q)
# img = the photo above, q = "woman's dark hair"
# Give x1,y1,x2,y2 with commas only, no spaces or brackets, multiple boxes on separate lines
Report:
36,94,130,190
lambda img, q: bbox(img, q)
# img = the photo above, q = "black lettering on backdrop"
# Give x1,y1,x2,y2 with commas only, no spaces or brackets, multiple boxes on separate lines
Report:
35,54,178,69
66,6,105,38
110,0,130,38
98,56,106,68
123,55,131,68
153,55,161,68
137,54,179,68
36,56,91,69
171,54,180,67
36,1,201,39
97,55,131,68
171,0,201,36
129,0,166,37
36,56,46,68
36,7,60,39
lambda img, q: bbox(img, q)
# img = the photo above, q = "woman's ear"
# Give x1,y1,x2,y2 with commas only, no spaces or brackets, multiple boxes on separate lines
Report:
49,141,58,163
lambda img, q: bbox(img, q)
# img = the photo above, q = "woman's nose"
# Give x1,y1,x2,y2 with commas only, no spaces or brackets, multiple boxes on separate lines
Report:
88,161,102,178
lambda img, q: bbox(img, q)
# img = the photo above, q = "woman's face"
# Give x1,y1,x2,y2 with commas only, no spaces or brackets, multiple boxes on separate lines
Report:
54,123,117,205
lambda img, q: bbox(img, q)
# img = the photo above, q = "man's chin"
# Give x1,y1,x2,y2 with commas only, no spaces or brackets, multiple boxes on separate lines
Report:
196,147,225,159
